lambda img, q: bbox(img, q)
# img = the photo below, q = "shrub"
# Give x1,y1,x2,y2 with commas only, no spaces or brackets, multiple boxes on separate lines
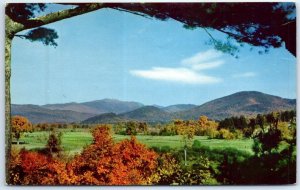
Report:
207,128,219,139
234,129,244,139
218,128,235,140
192,140,202,151
150,131,159,136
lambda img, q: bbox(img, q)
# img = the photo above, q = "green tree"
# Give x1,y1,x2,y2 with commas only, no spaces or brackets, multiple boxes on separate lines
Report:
159,123,177,136
218,128,235,140
113,122,125,135
219,118,234,131
125,121,137,135
256,114,266,132
137,122,148,134
46,130,62,156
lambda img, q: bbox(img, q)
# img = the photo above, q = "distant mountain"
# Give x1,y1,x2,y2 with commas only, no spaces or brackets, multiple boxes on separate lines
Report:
178,91,296,120
81,113,123,124
82,106,173,124
12,104,95,123
43,99,144,114
151,104,165,109
119,106,173,122
163,104,197,113
42,102,100,114
12,91,296,124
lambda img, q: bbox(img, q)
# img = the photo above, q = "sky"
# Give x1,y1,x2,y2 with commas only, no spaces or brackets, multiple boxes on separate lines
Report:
10,4,296,106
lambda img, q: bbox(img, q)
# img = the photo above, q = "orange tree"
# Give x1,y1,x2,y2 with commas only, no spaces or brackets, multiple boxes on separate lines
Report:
11,116,32,144
9,149,68,185
67,124,158,185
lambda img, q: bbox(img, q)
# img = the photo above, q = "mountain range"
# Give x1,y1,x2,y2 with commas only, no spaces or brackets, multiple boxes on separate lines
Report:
12,91,296,124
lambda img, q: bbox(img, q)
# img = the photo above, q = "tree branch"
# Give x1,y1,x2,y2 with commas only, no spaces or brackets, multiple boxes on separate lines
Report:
14,34,27,39
110,7,152,20
203,27,217,45
215,28,245,41
13,3,107,34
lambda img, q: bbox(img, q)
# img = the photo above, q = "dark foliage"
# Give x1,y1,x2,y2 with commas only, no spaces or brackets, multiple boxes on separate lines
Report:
24,27,58,46
6,3,47,22
6,3,296,55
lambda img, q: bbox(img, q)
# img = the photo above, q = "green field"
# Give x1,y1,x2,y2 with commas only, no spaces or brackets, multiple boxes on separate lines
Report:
15,130,254,155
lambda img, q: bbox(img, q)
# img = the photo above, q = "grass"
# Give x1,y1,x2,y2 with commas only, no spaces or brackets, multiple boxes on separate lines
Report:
15,130,254,155
16,129,93,155
113,135,254,154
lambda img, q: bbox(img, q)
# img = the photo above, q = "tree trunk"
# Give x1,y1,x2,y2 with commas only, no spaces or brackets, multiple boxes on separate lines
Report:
184,148,187,166
5,35,12,184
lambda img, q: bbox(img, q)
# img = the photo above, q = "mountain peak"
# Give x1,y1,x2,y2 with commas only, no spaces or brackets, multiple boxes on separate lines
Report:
180,91,295,120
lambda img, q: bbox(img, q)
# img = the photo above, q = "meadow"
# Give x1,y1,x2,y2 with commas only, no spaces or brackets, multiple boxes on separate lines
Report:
16,129,254,155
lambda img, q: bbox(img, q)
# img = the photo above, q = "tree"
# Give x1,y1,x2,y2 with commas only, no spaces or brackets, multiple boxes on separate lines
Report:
266,112,280,128
67,125,114,185
137,122,148,134
150,153,181,185
219,117,235,131
125,121,138,135
196,115,218,136
5,2,295,182
175,120,196,166
218,128,235,140
159,123,177,136
46,130,62,156
108,136,158,185
67,125,158,185
256,114,266,132
9,149,68,185
197,116,208,135
11,116,32,144
113,122,125,134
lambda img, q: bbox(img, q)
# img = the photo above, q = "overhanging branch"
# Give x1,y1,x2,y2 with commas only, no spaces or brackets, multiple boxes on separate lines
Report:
14,3,107,33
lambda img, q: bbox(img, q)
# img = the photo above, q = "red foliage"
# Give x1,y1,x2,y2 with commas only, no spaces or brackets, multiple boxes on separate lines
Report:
67,125,114,185
108,136,158,185
67,125,158,185
9,125,158,185
18,150,68,185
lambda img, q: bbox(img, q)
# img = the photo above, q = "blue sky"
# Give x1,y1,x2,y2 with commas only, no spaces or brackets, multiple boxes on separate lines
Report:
11,5,296,106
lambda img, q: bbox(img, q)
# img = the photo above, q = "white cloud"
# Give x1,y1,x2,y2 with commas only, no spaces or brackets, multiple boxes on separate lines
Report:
232,72,257,78
188,60,225,71
182,49,224,70
130,49,225,85
130,67,221,84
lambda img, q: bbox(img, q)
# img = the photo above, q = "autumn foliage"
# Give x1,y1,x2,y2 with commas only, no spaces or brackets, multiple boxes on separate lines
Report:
10,125,158,185
9,148,68,185
68,125,157,185
11,116,32,143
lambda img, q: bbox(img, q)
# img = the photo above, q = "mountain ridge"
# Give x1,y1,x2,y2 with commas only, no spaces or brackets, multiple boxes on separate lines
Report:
12,91,296,123
177,91,296,120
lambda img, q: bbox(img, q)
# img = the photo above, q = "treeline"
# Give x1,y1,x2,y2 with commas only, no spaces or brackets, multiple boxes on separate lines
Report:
33,123,91,131
154,110,296,139
218,110,296,137
15,110,296,142
219,110,295,130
